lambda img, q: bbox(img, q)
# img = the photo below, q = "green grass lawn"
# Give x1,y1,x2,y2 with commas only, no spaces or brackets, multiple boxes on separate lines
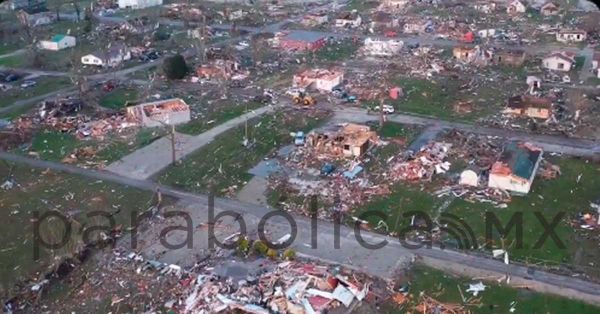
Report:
177,101,264,135
390,265,600,313
355,157,600,276
574,56,586,71
0,54,27,67
312,39,358,62
159,111,328,195
99,88,140,110
388,78,505,122
17,127,165,164
0,162,158,298
0,77,73,108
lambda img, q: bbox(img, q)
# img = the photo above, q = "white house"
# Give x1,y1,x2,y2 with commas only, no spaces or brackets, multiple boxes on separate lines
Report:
556,29,587,43
81,44,131,67
542,52,575,72
506,0,526,14
363,38,403,57
118,0,162,9
39,34,76,51
488,142,543,194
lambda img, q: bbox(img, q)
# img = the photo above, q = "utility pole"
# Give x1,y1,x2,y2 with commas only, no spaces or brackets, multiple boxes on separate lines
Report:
171,124,176,164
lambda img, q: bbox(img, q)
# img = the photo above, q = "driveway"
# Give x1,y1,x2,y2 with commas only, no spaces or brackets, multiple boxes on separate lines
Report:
106,105,275,180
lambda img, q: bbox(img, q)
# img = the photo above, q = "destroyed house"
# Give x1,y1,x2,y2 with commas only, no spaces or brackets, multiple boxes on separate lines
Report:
453,46,476,60
504,95,552,119
540,2,559,16
293,69,344,92
556,29,587,43
125,98,191,127
302,12,328,26
278,31,327,52
118,0,162,9
335,11,362,28
370,11,399,30
488,142,543,194
380,0,408,11
196,60,240,80
493,49,526,66
363,38,403,57
506,0,526,14
307,124,378,158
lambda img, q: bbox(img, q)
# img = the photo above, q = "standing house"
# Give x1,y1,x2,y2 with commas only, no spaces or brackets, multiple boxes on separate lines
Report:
540,2,559,16
335,11,362,28
556,29,587,43
504,95,552,120
506,0,526,14
81,44,131,67
277,31,327,52
363,38,403,57
488,142,543,194
39,34,76,51
293,69,344,92
118,0,162,9
125,98,190,127
542,51,575,72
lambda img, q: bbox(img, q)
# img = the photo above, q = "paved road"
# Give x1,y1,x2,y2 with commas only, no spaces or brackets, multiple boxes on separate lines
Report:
333,107,600,157
106,105,275,180
2,150,600,306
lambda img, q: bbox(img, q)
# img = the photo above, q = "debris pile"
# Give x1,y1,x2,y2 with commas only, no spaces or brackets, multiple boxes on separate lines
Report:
391,142,452,181
184,260,371,313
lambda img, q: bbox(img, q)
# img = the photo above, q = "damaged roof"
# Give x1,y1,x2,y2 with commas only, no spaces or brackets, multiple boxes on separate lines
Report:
492,141,542,180
507,95,552,109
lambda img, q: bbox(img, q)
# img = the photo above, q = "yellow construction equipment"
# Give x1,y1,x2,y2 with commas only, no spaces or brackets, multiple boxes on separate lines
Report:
292,92,316,106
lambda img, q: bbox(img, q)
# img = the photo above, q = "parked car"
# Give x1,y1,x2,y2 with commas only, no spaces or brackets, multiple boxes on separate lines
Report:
374,104,395,114
294,131,306,146
20,80,37,88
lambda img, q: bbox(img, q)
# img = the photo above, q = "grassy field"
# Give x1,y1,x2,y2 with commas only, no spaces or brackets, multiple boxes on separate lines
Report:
177,101,264,135
99,87,140,110
17,127,165,164
0,77,73,108
382,265,600,313
387,77,508,122
0,162,158,298
312,39,359,62
355,157,600,276
159,110,329,195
